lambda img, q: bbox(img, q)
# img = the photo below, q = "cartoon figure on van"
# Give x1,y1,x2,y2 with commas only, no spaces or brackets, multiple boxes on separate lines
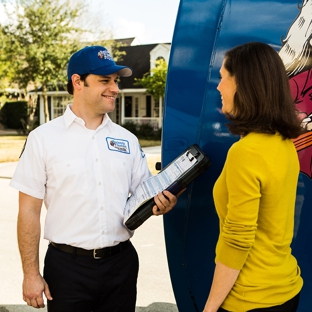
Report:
279,0,312,178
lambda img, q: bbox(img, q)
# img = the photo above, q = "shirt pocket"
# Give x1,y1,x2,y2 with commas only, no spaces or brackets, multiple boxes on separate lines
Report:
108,156,132,189
52,158,88,197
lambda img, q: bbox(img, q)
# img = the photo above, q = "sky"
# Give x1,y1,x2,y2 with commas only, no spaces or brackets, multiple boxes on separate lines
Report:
89,0,181,44
0,0,181,44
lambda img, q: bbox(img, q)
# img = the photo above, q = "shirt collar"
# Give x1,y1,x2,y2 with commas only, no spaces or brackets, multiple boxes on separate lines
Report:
64,104,112,130
98,113,111,129
64,104,77,128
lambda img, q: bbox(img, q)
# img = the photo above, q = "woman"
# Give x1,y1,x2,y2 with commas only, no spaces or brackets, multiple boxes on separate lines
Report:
204,42,303,312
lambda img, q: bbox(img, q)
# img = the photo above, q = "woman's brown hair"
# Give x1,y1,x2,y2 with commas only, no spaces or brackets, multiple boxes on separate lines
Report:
223,42,303,139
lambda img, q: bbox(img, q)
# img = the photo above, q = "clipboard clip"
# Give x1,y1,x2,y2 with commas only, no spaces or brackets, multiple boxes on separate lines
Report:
186,150,194,161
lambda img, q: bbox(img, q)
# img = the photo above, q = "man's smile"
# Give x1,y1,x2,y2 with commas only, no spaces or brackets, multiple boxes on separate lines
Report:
102,95,116,100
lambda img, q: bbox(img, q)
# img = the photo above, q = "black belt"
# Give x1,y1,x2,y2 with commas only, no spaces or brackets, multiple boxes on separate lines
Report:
50,240,130,259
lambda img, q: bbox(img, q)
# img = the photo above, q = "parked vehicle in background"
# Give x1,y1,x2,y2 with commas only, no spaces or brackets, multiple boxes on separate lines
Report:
162,1,312,311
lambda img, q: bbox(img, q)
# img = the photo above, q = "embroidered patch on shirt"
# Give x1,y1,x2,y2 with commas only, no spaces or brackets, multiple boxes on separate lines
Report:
106,137,130,154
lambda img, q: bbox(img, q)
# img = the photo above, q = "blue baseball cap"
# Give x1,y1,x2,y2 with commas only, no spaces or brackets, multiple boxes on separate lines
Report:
67,46,132,81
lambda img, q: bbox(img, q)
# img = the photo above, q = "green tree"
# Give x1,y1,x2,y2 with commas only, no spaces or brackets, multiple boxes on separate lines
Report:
0,0,85,122
0,24,14,91
134,58,168,101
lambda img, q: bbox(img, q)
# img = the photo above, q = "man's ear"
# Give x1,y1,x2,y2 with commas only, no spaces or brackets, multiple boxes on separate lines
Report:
72,74,82,91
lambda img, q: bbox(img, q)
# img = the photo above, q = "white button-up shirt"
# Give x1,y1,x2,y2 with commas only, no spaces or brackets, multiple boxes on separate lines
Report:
10,105,152,249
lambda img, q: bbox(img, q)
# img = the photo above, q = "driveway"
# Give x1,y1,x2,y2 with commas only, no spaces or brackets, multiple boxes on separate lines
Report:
0,147,178,312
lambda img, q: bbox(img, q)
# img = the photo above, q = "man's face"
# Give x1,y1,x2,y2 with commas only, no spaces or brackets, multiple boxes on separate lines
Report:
81,73,120,115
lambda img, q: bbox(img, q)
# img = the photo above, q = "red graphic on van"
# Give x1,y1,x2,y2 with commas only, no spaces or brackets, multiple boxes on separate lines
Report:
279,0,312,178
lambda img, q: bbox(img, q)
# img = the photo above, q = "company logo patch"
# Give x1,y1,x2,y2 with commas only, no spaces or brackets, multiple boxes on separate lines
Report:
98,50,114,61
106,137,130,154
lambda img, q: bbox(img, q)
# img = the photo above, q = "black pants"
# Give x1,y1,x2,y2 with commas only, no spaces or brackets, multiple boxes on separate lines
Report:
43,241,139,312
217,292,300,312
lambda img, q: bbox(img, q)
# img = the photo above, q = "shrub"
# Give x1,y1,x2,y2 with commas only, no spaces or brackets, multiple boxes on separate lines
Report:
122,121,138,136
137,123,156,140
154,127,162,140
138,124,162,140
138,124,154,140
0,101,28,130
122,121,162,140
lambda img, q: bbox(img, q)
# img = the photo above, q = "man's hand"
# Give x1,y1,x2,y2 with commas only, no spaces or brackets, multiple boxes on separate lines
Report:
23,274,52,308
152,189,185,216
18,192,50,308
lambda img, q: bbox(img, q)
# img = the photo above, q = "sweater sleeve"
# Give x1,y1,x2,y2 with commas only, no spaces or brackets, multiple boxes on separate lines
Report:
216,142,265,270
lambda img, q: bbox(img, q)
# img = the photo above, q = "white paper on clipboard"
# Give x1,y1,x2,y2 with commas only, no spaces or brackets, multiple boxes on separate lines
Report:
123,150,198,223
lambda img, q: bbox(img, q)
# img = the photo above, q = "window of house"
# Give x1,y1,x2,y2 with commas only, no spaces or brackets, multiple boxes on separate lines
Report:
115,98,120,124
156,56,165,64
125,96,132,117
146,95,151,117
135,97,139,117
154,100,159,117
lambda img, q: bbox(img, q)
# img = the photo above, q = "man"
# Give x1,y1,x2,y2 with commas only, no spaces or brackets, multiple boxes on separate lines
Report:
10,45,179,311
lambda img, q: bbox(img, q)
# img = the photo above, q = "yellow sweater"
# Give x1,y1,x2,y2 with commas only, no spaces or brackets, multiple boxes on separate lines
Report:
213,132,303,311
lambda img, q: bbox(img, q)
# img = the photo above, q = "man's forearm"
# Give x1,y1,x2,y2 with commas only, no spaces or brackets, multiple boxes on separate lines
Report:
17,192,43,276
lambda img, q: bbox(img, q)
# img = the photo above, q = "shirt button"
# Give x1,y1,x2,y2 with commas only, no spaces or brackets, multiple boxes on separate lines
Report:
102,231,105,234
95,158,99,162
98,182,102,185
100,206,104,210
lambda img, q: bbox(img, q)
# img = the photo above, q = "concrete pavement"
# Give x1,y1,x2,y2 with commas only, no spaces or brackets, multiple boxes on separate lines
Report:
0,147,179,312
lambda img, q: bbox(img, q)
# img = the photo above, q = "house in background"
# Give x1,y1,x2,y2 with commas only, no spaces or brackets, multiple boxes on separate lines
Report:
31,39,171,129
0,88,26,107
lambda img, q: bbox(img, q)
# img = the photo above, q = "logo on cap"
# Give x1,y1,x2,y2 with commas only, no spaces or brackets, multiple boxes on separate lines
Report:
98,50,114,61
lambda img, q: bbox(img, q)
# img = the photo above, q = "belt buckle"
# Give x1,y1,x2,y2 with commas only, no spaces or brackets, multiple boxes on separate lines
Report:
93,249,101,259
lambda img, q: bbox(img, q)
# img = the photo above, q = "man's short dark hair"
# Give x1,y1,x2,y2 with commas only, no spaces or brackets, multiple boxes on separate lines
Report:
67,74,90,95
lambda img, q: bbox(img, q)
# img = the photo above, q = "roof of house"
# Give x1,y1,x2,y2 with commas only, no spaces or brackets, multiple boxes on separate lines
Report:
81,37,136,48
28,83,67,94
117,44,159,89
115,37,136,46
29,42,171,93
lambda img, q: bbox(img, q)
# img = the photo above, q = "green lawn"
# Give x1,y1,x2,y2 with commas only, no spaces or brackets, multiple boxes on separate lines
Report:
0,135,161,163
0,135,27,163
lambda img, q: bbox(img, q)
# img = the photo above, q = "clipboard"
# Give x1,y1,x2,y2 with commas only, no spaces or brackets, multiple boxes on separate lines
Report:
124,144,211,230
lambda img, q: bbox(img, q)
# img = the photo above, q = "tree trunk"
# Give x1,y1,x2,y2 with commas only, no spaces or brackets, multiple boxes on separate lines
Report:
42,84,50,123
27,93,38,130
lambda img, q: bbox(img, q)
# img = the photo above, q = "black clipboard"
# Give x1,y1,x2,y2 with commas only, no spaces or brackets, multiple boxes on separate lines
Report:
125,144,211,230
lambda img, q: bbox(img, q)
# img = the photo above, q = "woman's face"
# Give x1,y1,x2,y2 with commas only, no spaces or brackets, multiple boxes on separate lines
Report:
217,59,237,115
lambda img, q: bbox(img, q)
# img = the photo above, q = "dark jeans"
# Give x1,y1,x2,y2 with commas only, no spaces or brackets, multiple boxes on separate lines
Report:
218,292,300,312
43,241,139,312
